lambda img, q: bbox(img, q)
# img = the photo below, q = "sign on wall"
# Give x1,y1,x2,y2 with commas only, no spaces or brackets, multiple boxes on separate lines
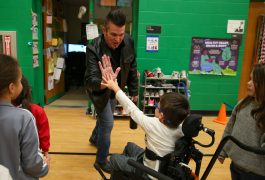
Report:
146,35,159,52
0,31,17,58
227,20,245,34
189,37,240,76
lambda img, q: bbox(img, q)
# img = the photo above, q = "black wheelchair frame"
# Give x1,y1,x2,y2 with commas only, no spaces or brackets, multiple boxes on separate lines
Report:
95,114,265,180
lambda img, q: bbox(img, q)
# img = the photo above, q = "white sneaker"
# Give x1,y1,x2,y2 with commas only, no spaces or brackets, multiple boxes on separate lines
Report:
181,70,187,78
171,71,180,79
159,89,164,96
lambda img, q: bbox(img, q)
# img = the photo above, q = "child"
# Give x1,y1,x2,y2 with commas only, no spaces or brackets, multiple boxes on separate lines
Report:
99,57,190,178
218,63,265,179
12,76,50,160
0,54,49,179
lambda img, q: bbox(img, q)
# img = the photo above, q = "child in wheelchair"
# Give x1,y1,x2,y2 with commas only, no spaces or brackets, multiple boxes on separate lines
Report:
99,58,190,179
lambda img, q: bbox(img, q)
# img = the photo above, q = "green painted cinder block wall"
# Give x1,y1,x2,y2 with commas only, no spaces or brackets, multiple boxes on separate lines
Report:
135,0,250,110
0,0,44,106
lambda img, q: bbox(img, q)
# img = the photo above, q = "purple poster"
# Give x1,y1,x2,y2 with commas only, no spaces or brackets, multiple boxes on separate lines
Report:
189,37,240,76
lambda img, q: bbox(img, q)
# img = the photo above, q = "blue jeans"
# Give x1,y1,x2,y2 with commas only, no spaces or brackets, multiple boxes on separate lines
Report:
90,99,116,163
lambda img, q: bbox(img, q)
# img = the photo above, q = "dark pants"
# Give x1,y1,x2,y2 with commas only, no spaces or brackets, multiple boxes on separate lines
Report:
230,162,265,180
110,142,145,174
90,99,116,163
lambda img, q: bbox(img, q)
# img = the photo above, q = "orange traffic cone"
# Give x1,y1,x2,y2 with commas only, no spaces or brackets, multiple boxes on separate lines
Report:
214,103,227,125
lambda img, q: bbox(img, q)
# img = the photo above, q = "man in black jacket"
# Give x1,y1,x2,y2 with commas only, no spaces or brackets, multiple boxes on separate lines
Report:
84,9,138,173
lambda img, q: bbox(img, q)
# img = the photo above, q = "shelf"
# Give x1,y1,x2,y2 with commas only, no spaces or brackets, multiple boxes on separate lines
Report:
145,75,187,81
141,73,190,117
142,86,186,89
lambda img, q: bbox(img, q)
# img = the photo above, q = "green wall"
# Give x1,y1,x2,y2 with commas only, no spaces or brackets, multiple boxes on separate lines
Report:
136,0,250,110
0,0,44,106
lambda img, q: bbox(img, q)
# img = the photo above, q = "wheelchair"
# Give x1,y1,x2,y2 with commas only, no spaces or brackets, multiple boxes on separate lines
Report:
95,114,265,180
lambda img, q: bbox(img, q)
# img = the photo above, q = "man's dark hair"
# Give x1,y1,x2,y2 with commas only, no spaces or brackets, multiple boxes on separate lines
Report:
105,8,126,27
160,92,190,128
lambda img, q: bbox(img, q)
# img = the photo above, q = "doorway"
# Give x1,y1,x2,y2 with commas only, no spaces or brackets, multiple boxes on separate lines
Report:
238,1,265,100
43,0,137,107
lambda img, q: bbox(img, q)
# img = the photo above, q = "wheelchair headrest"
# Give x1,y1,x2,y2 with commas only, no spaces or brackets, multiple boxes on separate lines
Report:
182,114,202,138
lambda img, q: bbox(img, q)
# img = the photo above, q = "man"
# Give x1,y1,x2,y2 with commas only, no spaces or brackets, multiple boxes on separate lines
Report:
84,9,138,173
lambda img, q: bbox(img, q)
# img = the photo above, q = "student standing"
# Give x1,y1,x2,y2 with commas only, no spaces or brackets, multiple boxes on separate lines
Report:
219,63,265,180
12,76,50,161
0,54,49,179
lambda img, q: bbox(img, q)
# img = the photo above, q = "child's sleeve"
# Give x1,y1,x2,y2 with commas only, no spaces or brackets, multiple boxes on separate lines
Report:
36,108,50,152
115,90,154,131
20,114,48,177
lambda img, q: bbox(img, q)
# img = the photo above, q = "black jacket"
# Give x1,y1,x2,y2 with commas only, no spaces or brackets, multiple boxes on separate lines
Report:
84,34,138,111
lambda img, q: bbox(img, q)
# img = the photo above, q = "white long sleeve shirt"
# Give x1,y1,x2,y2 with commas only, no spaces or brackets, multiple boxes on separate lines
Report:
116,90,184,173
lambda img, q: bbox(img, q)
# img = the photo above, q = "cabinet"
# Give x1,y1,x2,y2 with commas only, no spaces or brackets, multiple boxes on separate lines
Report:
141,75,190,116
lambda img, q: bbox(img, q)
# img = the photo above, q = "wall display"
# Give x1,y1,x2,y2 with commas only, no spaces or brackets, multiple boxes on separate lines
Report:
33,55,39,68
0,31,17,58
189,37,240,76
146,35,159,52
227,20,245,34
146,25,161,34
32,11,39,68
86,23,99,40
32,41,39,54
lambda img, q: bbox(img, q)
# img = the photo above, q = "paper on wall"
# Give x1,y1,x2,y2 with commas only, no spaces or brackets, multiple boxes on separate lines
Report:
46,27,52,42
56,57,64,69
53,67,62,80
47,16,53,24
32,41,38,54
86,23,99,40
48,75,54,90
33,55,39,68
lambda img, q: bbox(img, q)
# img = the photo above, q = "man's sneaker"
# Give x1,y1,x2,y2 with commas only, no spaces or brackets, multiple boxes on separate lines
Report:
89,137,97,147
95,161,112,174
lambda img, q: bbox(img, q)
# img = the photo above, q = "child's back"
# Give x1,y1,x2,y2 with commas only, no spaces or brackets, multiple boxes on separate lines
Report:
0,104,48,179
0,54,48,179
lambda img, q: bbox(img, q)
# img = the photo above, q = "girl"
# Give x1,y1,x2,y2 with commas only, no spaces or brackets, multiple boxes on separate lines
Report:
219,63,265,179
12,76,50,161
0,54,48,179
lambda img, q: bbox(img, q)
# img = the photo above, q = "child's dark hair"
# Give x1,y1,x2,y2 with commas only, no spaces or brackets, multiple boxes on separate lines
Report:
12,75,32,111
105,8,126,27
0,54,20,96
160,92,190,128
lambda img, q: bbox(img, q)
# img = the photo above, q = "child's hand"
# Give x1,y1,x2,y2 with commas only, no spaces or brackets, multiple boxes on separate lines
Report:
43,152,51,167
218,156,224,164
101,73,119,92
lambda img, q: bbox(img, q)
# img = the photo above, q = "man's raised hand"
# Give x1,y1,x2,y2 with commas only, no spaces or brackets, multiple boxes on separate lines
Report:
98,55,121,81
